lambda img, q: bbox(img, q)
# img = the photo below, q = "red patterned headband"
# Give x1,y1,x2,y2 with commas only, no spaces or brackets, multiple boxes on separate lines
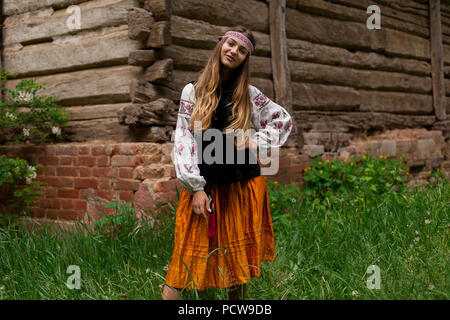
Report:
218,31,254,55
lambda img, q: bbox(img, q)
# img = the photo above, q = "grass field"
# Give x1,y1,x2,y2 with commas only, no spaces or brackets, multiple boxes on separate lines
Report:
0,179,448,300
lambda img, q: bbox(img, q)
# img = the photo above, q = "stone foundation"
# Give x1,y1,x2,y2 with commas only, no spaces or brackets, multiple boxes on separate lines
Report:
0,127,448,228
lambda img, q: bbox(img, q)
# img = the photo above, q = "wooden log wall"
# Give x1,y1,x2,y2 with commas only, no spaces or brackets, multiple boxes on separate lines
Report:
1,0,448,153
1,0,158,142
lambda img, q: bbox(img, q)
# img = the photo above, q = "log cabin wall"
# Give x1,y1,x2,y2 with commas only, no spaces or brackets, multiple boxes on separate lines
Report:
0,0,449,227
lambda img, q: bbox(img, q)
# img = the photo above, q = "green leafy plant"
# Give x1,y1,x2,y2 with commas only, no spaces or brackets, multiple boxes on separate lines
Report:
0,66,68,143
0,157,45,224
302,153,409,200
0,65,68,222
93,201,140,241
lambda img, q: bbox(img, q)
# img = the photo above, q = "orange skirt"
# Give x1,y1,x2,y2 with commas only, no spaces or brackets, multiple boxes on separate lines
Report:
164,175,276,291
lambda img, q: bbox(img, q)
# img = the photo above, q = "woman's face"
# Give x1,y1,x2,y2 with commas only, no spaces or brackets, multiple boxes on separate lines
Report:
220,37,249,69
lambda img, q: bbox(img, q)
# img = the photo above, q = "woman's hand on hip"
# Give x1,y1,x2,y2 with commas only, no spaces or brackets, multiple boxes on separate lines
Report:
192,190,210,220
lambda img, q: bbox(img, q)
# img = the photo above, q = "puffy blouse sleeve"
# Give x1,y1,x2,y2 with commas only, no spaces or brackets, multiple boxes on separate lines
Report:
172,83,207,194
249,85,293,151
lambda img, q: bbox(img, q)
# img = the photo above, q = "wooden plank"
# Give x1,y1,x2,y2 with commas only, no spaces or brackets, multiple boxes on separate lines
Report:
429,0,447,120
269,0,292,111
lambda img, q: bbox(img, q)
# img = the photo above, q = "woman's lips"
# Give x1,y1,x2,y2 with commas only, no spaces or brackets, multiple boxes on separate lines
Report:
226,55,234,62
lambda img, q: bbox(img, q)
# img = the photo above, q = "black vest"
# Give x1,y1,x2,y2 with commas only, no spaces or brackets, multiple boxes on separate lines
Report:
190,80,261,186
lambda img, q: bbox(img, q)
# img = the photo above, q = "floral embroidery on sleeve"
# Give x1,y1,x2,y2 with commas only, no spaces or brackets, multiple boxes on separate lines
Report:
250,86,293,150
172,83,206,194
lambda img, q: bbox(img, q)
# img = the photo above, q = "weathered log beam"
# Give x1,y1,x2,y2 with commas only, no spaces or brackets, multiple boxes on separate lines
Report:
117,98,177,126
170,15,430,76
295,0,429,39
145,21,171,48
129,79,179,103
3,26,142,77
5,65,141,106
269,0,293,111
143,0,171,21
128,49,158,66
128,7,154,40
2,0,137,47
294,110,436,131
429,0,447,120
143,58,173,84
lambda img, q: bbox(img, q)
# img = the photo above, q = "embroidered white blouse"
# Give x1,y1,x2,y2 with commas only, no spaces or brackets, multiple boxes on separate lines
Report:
172,83,293,194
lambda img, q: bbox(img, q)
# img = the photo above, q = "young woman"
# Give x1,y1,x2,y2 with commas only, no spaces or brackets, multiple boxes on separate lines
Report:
162,26,293,300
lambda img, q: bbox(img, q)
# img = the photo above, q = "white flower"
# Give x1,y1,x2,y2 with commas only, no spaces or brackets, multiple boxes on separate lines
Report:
153,254,158,258
23,128,30,137
426,210,430,215
415,230,420,235
28,165,36,172
0,285,4,291
146,268,151,274
163,264,169,272
428,284,434,290
16,91,33,104
52,126,61,136
351,290,358,296
425,219,431,224
26,177,32,185
414,237,420,242
291,198,296,203
5,112,16,121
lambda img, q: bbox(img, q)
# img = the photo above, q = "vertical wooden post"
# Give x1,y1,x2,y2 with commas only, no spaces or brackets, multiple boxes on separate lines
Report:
269,0,292,112
0,0,3,103
429,0,447,120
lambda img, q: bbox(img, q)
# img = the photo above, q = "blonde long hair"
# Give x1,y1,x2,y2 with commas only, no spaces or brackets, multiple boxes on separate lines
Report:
190,26,256,144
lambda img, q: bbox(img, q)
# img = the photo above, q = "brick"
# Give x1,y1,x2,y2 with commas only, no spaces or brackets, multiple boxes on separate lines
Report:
160,180,177,192
60,157,73,165
79,189,89,200
92,145,107,156
62,199,74,209
111,155,136,167
41,177,74,188
97,156,111,167
48,209,85,221
52,199,62,210
157,191,177,203
45,187,58,198
74,156,96,166
38,156,59,165
93,168,113,177
287,165,305,174
113,179,140,191
78,145,91,155
56,145,77,155
43,166,56,176
133,166,164,180
118,143,135,155
74,178,98,189
79,167,91,177
58,188,79,199
40,198,53,209
94,189,117,201
73,199,87,211
119,191,134,202
44,145,56,156
120,167,134,179
56,167,78,177
98,178,112,189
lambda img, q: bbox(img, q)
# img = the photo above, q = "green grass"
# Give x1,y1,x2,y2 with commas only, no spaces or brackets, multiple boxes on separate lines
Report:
0,179,448,300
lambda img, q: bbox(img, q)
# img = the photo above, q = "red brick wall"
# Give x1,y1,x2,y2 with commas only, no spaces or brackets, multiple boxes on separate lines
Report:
0,128,448,226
